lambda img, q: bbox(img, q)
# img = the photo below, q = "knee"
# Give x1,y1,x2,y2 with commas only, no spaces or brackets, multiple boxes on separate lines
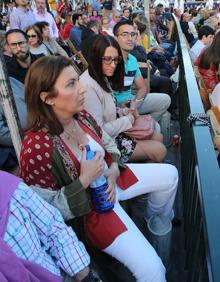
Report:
161,94,171,110
150,142,167,162
152,132,163,143
167,164,179,189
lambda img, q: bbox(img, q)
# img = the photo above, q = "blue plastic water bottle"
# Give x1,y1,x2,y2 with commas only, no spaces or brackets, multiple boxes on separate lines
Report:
85,144,114,213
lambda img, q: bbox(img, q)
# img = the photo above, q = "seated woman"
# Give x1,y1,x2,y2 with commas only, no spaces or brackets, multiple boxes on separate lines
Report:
26,25,49,56
20,56,178,282
35,21,68,56
80,35,167,163
195,32,220,91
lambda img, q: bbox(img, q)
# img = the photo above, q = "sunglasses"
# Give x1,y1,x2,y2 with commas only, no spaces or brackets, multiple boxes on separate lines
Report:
102,56,122,65
27,34,37,38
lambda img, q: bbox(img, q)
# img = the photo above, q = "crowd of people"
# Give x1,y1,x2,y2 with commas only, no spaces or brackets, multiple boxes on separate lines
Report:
1,0,217,281
176,2,220,119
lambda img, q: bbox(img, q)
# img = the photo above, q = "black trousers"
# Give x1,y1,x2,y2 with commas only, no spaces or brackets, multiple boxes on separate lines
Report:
150,74,176,111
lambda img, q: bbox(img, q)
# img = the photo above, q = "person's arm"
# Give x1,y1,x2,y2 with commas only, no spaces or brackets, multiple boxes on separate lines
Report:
101,130,121,163
54,40,69,57
19,133,91,217
133,75,148,109
51,16,59,39
83,82,133,137
0,105,13,146
18,182,90,277
31,185,74,221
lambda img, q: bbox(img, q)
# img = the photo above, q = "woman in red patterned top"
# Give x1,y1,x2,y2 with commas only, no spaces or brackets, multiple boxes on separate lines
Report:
195,32,220,91
20,56,178,282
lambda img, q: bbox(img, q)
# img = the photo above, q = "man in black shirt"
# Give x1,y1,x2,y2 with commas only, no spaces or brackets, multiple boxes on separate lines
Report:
4,29,43,83
81,20,101,62
0,29,43,160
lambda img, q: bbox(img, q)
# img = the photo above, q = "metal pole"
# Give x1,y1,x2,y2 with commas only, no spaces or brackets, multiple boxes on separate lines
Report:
0,50,22,160
144,0,150,17
144,0,150,45
134,0,137,9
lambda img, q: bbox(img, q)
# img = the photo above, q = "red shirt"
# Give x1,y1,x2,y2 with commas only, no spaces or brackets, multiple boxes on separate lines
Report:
60,23,73,40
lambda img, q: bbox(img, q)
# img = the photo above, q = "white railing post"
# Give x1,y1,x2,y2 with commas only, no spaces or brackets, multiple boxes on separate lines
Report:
0,51,22,160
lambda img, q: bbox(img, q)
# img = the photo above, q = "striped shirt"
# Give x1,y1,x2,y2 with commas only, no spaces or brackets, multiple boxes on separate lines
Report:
9,7,36,31
113,54,142,106
4,182,90,277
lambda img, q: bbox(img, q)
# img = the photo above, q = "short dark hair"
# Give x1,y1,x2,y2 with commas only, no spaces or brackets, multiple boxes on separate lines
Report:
35,21,49,34
113,20,133,36
198,25,214,40
87,19,101,31
88,34,124,93
123,8,130,13
5,29,28,42
72,13,81,25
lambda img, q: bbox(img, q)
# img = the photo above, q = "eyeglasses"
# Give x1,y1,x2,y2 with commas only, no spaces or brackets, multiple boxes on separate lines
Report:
27,34,37,38
118,32,137,38
9,41,27,49
102,56,122,65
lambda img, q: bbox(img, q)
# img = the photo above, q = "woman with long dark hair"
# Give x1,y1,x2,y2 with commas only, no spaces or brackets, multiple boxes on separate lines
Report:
80,34,166,163
20,55,178,282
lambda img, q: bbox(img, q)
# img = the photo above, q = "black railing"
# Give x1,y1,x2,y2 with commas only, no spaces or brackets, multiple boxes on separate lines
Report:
173,15,220,282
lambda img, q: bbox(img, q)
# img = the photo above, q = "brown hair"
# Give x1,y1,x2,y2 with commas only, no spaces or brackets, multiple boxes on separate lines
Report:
26,24,43,44
25,56,79,135
199,32,220,69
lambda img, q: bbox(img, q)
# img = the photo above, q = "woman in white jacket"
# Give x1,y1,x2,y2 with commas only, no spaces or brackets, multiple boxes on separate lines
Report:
80,34,167,164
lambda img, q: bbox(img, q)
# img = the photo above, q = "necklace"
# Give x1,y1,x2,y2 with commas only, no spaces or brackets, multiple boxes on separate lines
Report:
62,119,85,149
63,121,77,141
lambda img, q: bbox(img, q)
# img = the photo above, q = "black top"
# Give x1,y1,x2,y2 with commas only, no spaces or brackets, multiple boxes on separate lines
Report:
4,53,43,83
81,28,97,62
180,21,195,44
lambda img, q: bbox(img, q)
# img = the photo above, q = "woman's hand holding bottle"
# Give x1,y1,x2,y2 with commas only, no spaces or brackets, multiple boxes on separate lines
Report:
79,148,104,189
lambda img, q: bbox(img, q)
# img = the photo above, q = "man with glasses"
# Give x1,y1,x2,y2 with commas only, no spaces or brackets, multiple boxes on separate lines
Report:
9,0,36,31
0,29,43,147
113,20,171,122
4,29,43,84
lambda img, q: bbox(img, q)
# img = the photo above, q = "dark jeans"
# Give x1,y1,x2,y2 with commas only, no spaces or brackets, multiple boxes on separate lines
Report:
150,74,176,111
0,145,18,170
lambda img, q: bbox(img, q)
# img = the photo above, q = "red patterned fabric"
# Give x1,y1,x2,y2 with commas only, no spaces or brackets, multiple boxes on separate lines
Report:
19,131,57,190
195,54,219,91
19,112,137,249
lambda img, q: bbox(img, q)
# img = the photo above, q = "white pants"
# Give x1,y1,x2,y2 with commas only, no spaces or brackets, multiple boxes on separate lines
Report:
103,163,178,282
137,93,171,122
